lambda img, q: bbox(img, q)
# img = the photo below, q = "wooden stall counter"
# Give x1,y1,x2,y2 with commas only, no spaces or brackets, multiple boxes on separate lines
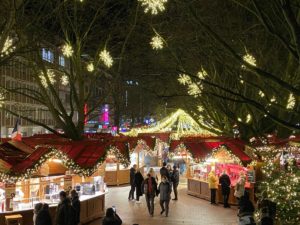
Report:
187,178,255,205
105,168,130,186
0,191,107,225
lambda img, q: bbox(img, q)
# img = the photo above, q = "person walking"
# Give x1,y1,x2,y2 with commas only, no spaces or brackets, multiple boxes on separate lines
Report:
171,165,179,200
128,164,137,201
134,168,144,203
208,170,218,204
142,173,158,216
36,203,52,225
158,175,172,217
102,207,122,225
33,203,43,225
149,167,158,182
219,171,231,208
234,171,246,202
70,190,80,225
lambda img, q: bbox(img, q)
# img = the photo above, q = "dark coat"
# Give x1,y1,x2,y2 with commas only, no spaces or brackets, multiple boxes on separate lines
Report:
158,181,172,201
142,177,158,197
160,167,170,180
71,196,80,224
171,169,180,184
55,199,70,225
102,214,122,225
219,174,231,195
134,172,144,197
36,209,52,225
129,167,136,186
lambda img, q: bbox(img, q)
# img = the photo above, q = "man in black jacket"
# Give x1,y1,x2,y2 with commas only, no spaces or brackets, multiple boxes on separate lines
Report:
56,191,73,225
71,190,80,225
219,171,231,208
171,165,180,200
142,173,158,216
160,162,170,181
128,164,137,201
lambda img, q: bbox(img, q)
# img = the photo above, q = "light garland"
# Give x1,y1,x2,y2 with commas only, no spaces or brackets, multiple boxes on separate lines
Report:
39,69,56,88
107,146,130,168
206,145,243,166
87,62,94,72
1,36,15,57
150,35,164,50
61,75,69,86
286,93,296,110
99,49,113,68
62,44,73,57
138,0,168,15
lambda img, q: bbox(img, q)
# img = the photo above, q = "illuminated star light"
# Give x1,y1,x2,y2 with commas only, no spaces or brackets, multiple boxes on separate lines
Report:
39,70,56,88
188,83,202,97
138,0,168,15
61,75,69,86
150,35,164,50
87,63,94,72
62,44,73,57
1,37,15,56
178,74,191,85
99,49,113,68
242,53,256,68
197,105,204,112
286,93,296,109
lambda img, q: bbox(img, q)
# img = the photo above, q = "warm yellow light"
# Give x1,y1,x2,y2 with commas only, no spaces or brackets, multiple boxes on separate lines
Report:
39,69,56,88
259,90,265,98
99,49,113,68
150,35,164,50
138,0,168,15
242,53,256,68
61,75,69,86
62,44,73,57
0,92,4,107
1,37,15,56
87,62,94,72
286,93,296,109
197,105,204,112
246,114,252,123
197,69,208,79
178,74,191,85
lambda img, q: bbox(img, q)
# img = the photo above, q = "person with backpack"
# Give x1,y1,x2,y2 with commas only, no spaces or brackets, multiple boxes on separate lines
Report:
157,175,172,217
171,165,179,200
70,190,80,225
142,173,158,216
55,191,76,225
36,203,52,225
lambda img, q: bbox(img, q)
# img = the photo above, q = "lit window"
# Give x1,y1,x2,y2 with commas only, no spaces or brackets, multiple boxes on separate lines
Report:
42,48,54,63
59,55,65,67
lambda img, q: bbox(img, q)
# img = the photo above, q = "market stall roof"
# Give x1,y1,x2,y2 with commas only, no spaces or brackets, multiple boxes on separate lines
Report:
170,137,251,164
123,109,218,138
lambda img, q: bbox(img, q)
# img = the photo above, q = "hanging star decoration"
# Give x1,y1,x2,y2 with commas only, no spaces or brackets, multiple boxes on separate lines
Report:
62,43,73,57
242,53,256,69
99,49,113,68
61,75,69,86
1,36,15,57
39,69,56,88
150,35,164,50
286,93,296,110
138,0,168,15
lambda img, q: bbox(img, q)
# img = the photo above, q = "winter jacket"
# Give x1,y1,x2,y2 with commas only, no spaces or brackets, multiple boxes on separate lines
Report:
208,172,218,189
134,172,144,197
160,167,170,181
142,177,158,197
55,198,76,225
71,196,80,224
158,181,172,201
171,169,180,184
234,176,246,198
219,174,231,195
36,209,52,225
129,167,136,186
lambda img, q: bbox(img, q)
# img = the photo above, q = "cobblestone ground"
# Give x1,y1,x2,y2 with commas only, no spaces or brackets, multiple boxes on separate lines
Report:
87,181,238,225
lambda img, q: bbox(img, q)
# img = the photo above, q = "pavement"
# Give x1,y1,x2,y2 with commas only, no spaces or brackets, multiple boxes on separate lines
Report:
86,181,238,225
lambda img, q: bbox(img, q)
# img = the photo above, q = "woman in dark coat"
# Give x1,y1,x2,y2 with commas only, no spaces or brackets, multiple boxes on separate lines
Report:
36,203,52,225
134,169,144,203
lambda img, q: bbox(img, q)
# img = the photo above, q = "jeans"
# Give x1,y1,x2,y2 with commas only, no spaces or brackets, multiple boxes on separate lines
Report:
145,194,155,215
223,194,230,207
128,185,135,200
173,183,179,199
210,189,217,204
160,199,170,216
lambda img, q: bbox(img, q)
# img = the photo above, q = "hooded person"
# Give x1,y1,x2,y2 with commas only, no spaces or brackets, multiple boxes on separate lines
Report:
208,170,218,204
142,173,158,216
157,175,172,217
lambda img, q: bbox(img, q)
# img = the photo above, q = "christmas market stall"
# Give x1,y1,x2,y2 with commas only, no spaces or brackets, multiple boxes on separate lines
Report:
0,138,113,225
172,137,254,205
